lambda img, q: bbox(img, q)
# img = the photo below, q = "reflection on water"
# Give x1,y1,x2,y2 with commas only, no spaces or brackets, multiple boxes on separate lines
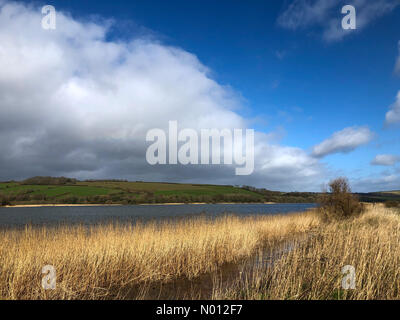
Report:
0,203,316,228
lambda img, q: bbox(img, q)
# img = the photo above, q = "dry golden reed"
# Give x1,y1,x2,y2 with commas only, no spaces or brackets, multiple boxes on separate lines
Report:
214,204,400,300
1,204,398,300
0,212,319,299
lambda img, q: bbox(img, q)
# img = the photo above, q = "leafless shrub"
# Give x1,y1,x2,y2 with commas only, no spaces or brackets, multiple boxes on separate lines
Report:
318,177,364,221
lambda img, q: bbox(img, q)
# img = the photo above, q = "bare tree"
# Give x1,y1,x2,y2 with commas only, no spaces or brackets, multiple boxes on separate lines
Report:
318,177,363,221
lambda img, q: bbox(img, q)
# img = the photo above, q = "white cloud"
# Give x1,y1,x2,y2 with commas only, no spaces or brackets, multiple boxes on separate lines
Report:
0,1,325,191
277,0,337,30
278,0,399,42
311,126,373,158
371,154,400,166
385,91,400,125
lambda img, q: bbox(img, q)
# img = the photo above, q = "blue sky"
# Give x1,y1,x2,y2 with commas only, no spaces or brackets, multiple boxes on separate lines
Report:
2,0,400,191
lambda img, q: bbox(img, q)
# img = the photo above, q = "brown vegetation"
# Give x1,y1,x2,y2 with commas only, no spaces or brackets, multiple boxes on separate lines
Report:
0,212,318,299
20,176,78,185
318,177,364,221
214,204,400,300
0,202,399,300
385,200,400,208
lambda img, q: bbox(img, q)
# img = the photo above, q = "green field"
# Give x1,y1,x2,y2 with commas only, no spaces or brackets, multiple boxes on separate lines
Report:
0,184,115,197
0,179,267,205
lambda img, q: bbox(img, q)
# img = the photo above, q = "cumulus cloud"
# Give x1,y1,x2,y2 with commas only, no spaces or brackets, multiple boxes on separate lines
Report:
311,127,373,158
385,91,400,125
371,154,400,166
0,1,326,191
278,0,399,42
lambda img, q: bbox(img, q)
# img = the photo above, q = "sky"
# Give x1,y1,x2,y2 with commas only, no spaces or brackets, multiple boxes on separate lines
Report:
1,0,400,192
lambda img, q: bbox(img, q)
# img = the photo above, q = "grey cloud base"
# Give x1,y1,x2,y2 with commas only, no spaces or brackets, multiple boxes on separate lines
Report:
0,1,325,191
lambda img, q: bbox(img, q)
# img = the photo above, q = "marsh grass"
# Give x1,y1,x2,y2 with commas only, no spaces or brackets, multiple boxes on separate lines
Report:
1,204,398,300
213,204,400,300
0,212,318,299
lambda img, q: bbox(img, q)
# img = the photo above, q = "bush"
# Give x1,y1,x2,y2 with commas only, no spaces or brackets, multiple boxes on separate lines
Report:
62,196,78,204
385,201,400,208
32,194,46,201
20,176,77,185
0,196,11,206
318,177,364,221
15,194,30,201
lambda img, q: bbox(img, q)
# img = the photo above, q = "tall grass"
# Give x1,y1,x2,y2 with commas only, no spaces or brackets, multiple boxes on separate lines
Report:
1,204,399,300
214,204,400,300
0,213,319,299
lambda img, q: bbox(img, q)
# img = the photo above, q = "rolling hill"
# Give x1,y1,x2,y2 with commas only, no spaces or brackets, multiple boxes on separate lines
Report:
0,177,318,206
1,177,398,206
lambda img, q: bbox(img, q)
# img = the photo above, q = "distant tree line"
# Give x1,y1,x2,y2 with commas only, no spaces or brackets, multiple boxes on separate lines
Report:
20,176,78,185
19,177,132,185
0,191,266,206
84,179,129,183
241,185,319,203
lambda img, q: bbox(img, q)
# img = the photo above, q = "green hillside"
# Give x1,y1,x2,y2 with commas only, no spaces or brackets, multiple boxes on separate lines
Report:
0,177,262,205
1,177,399,206
0,176,319,206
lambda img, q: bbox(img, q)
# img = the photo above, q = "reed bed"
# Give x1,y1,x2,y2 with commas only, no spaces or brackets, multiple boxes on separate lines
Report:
214,205,400,300
0,212,319,299
2,204,398,300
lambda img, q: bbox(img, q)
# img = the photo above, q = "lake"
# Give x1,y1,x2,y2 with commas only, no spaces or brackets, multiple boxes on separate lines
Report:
0,203,316,228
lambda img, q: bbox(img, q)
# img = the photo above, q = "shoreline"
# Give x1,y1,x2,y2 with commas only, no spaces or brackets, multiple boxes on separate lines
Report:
3,204,122,208
3,202,278,208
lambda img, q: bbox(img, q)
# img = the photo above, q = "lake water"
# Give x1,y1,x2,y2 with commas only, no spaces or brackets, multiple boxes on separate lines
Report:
0,203,316,228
